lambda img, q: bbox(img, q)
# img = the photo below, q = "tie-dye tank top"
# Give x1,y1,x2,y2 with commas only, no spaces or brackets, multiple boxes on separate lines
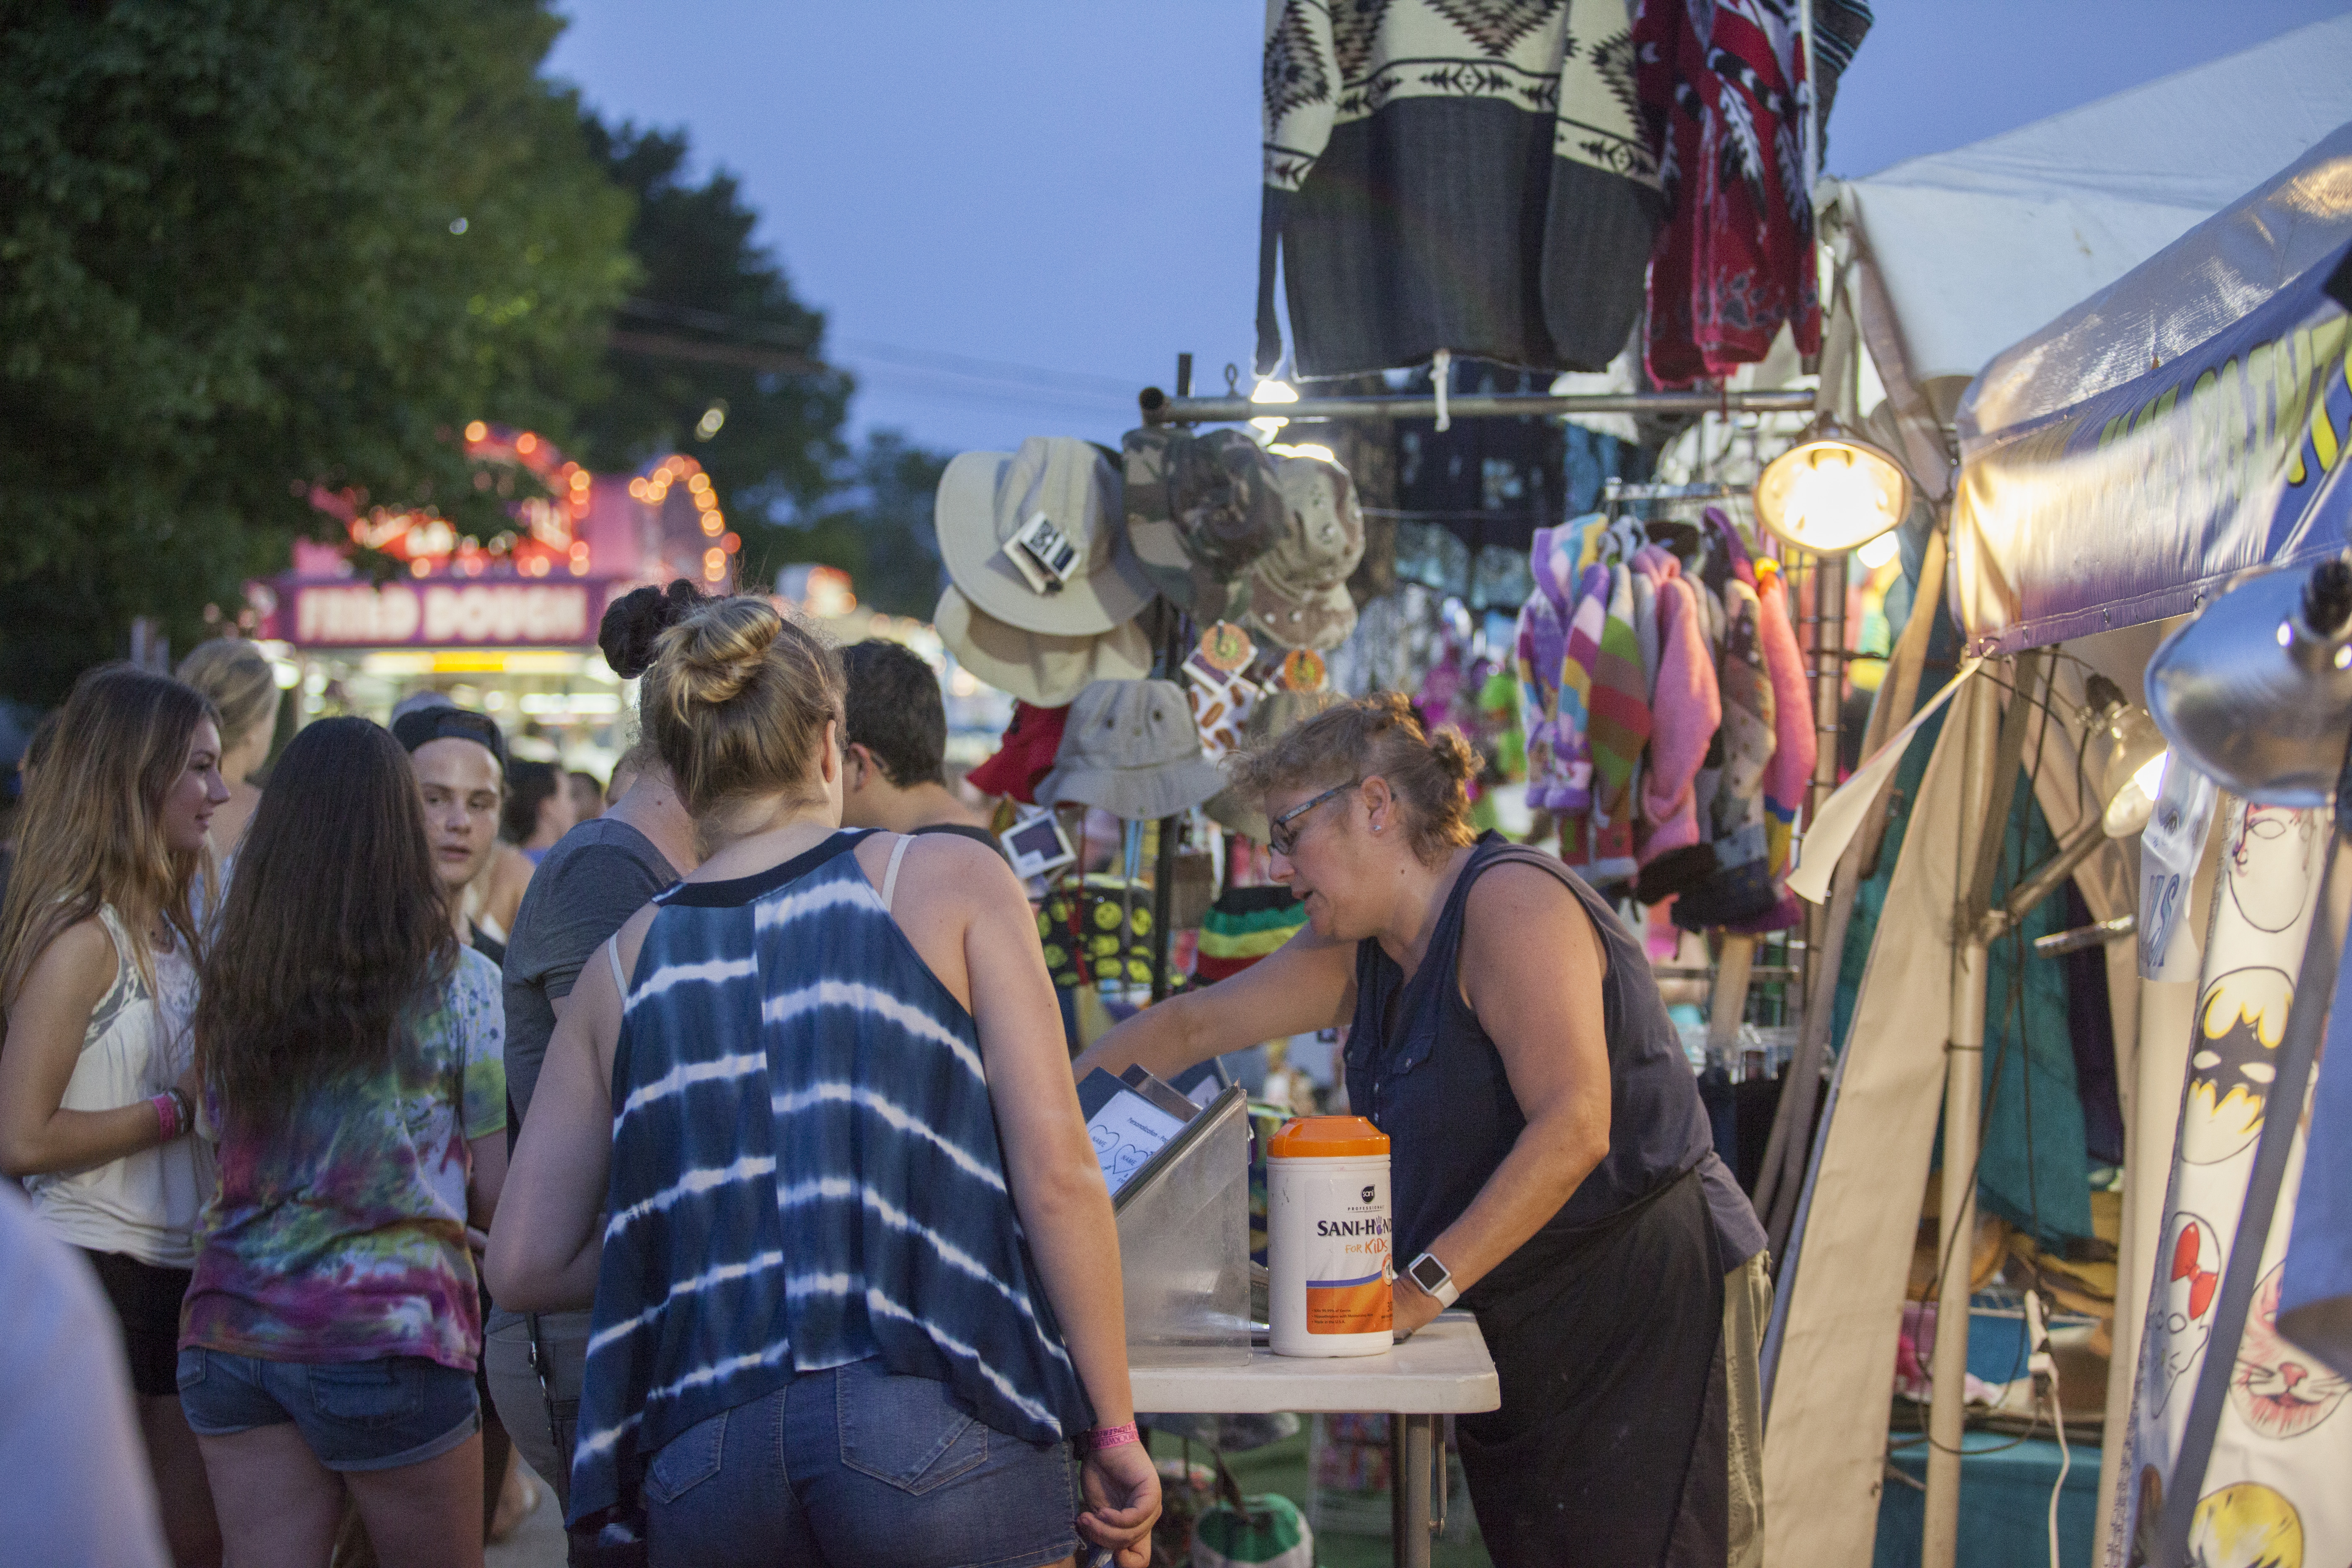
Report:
568,830,1091,1524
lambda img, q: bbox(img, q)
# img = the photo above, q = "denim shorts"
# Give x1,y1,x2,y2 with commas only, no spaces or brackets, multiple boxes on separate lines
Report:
642,1357,1080,1568
177,1346,480,1472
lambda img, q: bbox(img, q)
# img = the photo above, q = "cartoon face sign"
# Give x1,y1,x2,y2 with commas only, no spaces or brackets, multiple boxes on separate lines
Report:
2149,1212,2223,1416
2229,1263,2351,1441
2187,1481,2303,1568
2225,803,2320,935
2184,967,2292,1165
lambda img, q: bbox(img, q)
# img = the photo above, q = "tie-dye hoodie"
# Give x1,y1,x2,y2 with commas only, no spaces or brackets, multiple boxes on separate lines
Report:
181,947,506,1370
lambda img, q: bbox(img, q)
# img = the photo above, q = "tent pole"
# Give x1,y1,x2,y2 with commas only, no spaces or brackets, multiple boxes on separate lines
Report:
1922,672,2001,1568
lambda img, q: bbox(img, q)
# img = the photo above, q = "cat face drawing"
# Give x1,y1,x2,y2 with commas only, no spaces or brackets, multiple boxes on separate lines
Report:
2229,1264,2350,1442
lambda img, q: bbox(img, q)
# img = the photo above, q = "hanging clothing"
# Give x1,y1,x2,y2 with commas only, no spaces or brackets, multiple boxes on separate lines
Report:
1258,0,1662,377
1394,361,1568,555
1664,517,1779,927
1632,543,1721,872
1633,0,1822,387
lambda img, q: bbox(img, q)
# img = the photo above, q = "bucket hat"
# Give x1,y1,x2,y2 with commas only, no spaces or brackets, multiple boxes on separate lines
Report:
936,437,1155,637
1036,679,1225,822
1204,688,1346,840
1122,427,1286,620
934,585,1150,709
1243,452,1366,652
964,699,1071,805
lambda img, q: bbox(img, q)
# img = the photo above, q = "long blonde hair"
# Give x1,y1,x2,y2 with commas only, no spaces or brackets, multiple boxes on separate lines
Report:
0,666,218,1019
175,639,281,761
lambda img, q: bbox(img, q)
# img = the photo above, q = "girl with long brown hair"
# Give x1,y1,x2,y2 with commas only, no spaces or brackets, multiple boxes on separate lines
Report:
178,717,508,1568
0,664,231,1566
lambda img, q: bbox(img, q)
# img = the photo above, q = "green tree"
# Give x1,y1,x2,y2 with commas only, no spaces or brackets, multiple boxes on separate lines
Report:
573,119,852,522
0,0,634,701
573,118,949,616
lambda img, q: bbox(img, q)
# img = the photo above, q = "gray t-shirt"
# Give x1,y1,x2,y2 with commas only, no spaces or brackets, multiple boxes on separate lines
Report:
501,818,680,1123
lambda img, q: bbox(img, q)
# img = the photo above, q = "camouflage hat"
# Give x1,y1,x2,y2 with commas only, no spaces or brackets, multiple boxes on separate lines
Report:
1122,427,1285,620
1242,452,1365,652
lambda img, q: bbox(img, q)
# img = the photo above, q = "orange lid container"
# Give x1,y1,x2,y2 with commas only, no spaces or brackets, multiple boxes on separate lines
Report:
1267,1115,1389,1158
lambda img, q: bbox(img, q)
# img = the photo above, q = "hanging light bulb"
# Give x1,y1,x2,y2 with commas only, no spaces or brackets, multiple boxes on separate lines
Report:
1754,418,1911,554
1856,531,1902,570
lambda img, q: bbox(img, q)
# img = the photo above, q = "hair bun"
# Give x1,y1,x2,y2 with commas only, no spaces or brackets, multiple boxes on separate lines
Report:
1428,727,1478,783
600,580,704,680
660,597,786,714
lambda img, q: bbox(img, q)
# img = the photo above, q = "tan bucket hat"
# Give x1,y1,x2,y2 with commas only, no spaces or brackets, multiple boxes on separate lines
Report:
936,437,1155,637
1036,679,1226,822
934,586,1151,708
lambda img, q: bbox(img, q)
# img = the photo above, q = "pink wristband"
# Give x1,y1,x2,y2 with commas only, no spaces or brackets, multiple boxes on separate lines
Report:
150,1093,179,1141
1086,1421,1140,1452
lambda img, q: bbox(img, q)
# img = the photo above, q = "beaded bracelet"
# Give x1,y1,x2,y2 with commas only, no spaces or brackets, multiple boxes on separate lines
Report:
1086,1421,1140,1452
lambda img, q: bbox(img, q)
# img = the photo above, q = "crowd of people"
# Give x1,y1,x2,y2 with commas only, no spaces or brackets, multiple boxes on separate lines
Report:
0,584,1162,1568
3,572,1767,1568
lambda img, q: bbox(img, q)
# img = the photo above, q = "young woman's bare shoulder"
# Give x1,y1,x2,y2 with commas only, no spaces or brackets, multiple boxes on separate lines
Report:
15,916,121,1007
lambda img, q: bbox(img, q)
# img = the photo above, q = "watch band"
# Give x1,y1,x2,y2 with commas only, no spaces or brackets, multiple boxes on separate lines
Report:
1406,1251,1460,1309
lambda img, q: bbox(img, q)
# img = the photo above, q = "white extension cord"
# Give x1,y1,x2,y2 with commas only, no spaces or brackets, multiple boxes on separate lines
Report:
2023,1289,2069,1568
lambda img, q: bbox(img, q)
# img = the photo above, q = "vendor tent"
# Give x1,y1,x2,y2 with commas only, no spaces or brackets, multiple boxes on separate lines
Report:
1764,26,2352,1568
1829,13,2352,503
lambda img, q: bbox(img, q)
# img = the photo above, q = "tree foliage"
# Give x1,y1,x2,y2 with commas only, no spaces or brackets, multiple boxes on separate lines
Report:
573,119,851,518
0,0,634,700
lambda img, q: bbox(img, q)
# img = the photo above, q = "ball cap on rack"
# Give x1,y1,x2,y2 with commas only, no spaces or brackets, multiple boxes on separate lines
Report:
1036,678,1226,823
936,437,1155,637
934,585,1151,709
1242,451,1365,652
1121,426,1286,621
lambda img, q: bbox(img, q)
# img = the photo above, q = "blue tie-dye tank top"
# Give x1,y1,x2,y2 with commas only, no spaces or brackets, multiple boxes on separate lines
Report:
568,830,1091,1523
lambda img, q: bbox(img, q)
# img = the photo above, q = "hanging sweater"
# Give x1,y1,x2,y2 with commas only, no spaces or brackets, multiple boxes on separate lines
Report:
1516,525,1581,811
1751,556,1817,876
1633,0,1822,387
1632,544,1720,868
1665,514,1782,927
1258,0,1662,377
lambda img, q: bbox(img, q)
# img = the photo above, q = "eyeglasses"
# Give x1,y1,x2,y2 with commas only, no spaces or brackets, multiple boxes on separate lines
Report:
1267,779,1360,858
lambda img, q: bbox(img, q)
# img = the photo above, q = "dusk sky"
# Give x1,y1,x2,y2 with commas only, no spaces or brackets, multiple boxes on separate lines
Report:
546,1,2351,463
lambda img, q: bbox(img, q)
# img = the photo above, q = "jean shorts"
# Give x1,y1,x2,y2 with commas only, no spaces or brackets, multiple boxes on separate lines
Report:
177,1347,480,1472
642,1357,1080,1568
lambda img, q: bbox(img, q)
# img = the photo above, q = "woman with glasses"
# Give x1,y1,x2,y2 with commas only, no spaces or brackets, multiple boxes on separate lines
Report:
1077,692,1766,1568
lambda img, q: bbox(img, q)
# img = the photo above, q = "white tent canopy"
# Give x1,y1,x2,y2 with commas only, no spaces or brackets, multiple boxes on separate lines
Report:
1827,13,2352,498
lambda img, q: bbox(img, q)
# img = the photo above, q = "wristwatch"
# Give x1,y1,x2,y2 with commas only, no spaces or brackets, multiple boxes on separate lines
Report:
1403,1251,1458,1309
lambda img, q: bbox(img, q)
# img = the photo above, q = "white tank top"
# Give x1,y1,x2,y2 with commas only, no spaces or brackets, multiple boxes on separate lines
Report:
24,906,212,1268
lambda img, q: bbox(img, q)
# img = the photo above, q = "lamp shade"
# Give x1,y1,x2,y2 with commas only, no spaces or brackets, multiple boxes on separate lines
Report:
2146,561,2352,807
2085,695,2168,838
1754,427,1911,554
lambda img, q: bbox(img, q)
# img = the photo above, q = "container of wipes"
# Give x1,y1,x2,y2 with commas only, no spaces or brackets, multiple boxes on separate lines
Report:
1267,1116,1392,1357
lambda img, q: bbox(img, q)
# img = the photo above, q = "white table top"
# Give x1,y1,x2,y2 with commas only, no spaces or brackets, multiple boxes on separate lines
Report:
1129,1315,1499,1416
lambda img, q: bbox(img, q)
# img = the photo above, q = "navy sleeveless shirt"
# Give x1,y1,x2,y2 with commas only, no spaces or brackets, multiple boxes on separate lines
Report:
570,831,1092,1524
1348,833,1763,1263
